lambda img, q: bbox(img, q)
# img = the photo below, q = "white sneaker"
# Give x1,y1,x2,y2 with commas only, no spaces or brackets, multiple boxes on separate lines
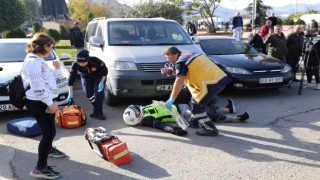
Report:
314,83,320,90
303,83,314,89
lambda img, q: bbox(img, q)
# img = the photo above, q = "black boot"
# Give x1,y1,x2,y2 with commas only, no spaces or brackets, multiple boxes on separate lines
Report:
196,119,219,136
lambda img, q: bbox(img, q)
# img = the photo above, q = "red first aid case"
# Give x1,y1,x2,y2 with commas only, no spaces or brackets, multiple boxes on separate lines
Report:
85,127,131,166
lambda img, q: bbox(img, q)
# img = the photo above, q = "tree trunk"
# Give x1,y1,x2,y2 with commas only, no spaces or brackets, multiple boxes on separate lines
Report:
206,24,216,33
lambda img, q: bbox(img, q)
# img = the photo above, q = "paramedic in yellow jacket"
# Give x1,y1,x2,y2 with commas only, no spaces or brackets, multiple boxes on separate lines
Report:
162,46,231,136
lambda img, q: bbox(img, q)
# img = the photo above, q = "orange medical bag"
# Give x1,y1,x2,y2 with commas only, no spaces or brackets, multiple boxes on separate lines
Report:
55,105,86,128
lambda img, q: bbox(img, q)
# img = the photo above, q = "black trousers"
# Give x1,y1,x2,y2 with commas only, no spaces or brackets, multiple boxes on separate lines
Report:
26,99,56,169
306,67,320,83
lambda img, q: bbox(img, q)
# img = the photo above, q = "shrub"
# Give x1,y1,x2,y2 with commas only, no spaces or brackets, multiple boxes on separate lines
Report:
295,19,306,25
3,28,26,38
46,29,61,43
60,25,69,40
33,22,41,33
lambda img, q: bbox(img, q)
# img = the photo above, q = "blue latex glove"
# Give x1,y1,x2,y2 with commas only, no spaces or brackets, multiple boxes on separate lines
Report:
165,98,175,110
67,92,73,102
98,82,104,92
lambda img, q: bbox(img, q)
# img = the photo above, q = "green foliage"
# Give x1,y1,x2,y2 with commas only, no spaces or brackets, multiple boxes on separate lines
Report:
33,22,41,33
0,0,26,32
283,12,306,25
295,19,306,25
283,18,294,25
244,0,272,25
185,0,222,33
88,12,94,22
3,28,27,38
60,25,69,40
20,0,39,20
46,29,61,43
125,2,184,25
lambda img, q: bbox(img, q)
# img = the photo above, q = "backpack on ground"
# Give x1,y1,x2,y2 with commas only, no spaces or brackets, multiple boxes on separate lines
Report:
85,127,131,166
8,75,30,109
7,117,41,137
55,104,87,128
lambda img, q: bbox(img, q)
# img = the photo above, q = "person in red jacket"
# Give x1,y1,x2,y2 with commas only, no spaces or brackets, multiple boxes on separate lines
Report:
260,20,272,39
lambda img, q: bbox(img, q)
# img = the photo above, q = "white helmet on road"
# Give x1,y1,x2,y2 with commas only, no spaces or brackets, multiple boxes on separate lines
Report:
123,105,144,126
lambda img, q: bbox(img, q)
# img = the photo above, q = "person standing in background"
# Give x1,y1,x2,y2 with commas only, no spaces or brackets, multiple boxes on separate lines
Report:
232,11,243,40
247,25,264,52
69,21,84,50
303,28,320,90
187,21,197,36
311,19,319,29
254,13,261,25
267,12,278,28
286,25,304,81
264,25,287,63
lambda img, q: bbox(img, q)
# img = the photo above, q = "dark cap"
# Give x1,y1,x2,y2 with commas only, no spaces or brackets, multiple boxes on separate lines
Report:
76,49,89,62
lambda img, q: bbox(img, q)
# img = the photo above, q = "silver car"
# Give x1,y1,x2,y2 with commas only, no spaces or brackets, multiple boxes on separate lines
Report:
0,39,71,112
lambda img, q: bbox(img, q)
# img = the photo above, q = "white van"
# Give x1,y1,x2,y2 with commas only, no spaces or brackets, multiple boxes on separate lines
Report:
85,18,204,105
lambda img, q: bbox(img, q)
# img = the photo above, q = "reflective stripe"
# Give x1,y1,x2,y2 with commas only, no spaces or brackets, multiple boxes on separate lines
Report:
67,121,79,125
113,149,129,160
192,112,207,119
199,118,214,130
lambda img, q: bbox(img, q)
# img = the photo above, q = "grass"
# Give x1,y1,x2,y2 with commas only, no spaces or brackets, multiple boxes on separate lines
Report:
55,40,77,65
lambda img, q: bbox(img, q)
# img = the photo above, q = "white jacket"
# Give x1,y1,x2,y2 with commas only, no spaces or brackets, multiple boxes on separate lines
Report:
21,53,58,106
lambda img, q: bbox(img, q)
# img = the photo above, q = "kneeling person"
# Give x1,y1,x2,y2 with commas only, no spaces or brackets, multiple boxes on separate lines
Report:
123,104,188,136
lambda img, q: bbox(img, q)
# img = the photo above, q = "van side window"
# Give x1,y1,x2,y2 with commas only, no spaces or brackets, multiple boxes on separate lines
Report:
85,22,98,42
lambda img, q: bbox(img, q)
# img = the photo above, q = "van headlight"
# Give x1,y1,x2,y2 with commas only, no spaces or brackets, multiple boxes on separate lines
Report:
281,64,291,73
110,61,137,70
225,67,251,74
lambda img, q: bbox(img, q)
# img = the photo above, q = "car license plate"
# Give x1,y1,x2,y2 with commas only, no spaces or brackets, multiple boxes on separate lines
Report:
0,104,19,111
259,77,283,84
156,85,173,92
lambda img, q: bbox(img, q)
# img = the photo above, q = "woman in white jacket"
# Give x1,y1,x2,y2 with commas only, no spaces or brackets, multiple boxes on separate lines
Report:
22,33,61,179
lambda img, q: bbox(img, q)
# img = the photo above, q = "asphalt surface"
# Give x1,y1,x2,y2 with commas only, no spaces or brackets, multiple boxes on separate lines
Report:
1,77,320,180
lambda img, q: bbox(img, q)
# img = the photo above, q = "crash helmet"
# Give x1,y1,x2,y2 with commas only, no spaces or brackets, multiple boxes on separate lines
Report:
123,105,144,125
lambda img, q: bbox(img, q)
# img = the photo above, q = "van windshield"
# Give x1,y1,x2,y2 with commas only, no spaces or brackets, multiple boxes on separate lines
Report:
108,21,193,45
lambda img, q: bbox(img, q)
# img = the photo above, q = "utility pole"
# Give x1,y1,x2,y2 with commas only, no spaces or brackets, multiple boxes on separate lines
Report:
251,0,257,28
295,0,298,15
34,0,40,20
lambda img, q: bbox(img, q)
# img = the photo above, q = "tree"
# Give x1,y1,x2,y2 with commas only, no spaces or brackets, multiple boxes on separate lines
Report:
68,0,110,23
185,0,222,33
163,0,184,6
244,0,272,25
0,0,26,32
125,3,184,25
21,0,39,20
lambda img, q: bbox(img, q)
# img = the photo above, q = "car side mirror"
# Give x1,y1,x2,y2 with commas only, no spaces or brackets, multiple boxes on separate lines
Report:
90,36,103,48
0,67,3,71
60,53,72,61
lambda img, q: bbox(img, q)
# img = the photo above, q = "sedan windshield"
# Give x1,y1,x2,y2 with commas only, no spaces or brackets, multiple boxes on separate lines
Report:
199,39,258,55
108,21,193,46
0,43,56,62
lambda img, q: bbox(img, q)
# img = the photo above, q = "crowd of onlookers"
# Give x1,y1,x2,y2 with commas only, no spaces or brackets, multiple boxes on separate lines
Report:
239,12,320,90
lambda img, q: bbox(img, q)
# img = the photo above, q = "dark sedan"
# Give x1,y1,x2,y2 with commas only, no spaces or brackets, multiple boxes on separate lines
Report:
194,36,293,89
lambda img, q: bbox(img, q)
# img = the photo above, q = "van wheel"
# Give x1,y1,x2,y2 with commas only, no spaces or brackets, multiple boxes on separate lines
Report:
104,88,117,106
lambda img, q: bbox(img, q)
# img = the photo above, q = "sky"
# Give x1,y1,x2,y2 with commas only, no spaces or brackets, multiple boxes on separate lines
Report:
118,0,320,9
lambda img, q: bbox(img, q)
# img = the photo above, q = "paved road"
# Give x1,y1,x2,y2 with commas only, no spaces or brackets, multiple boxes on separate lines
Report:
1,80,320,180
